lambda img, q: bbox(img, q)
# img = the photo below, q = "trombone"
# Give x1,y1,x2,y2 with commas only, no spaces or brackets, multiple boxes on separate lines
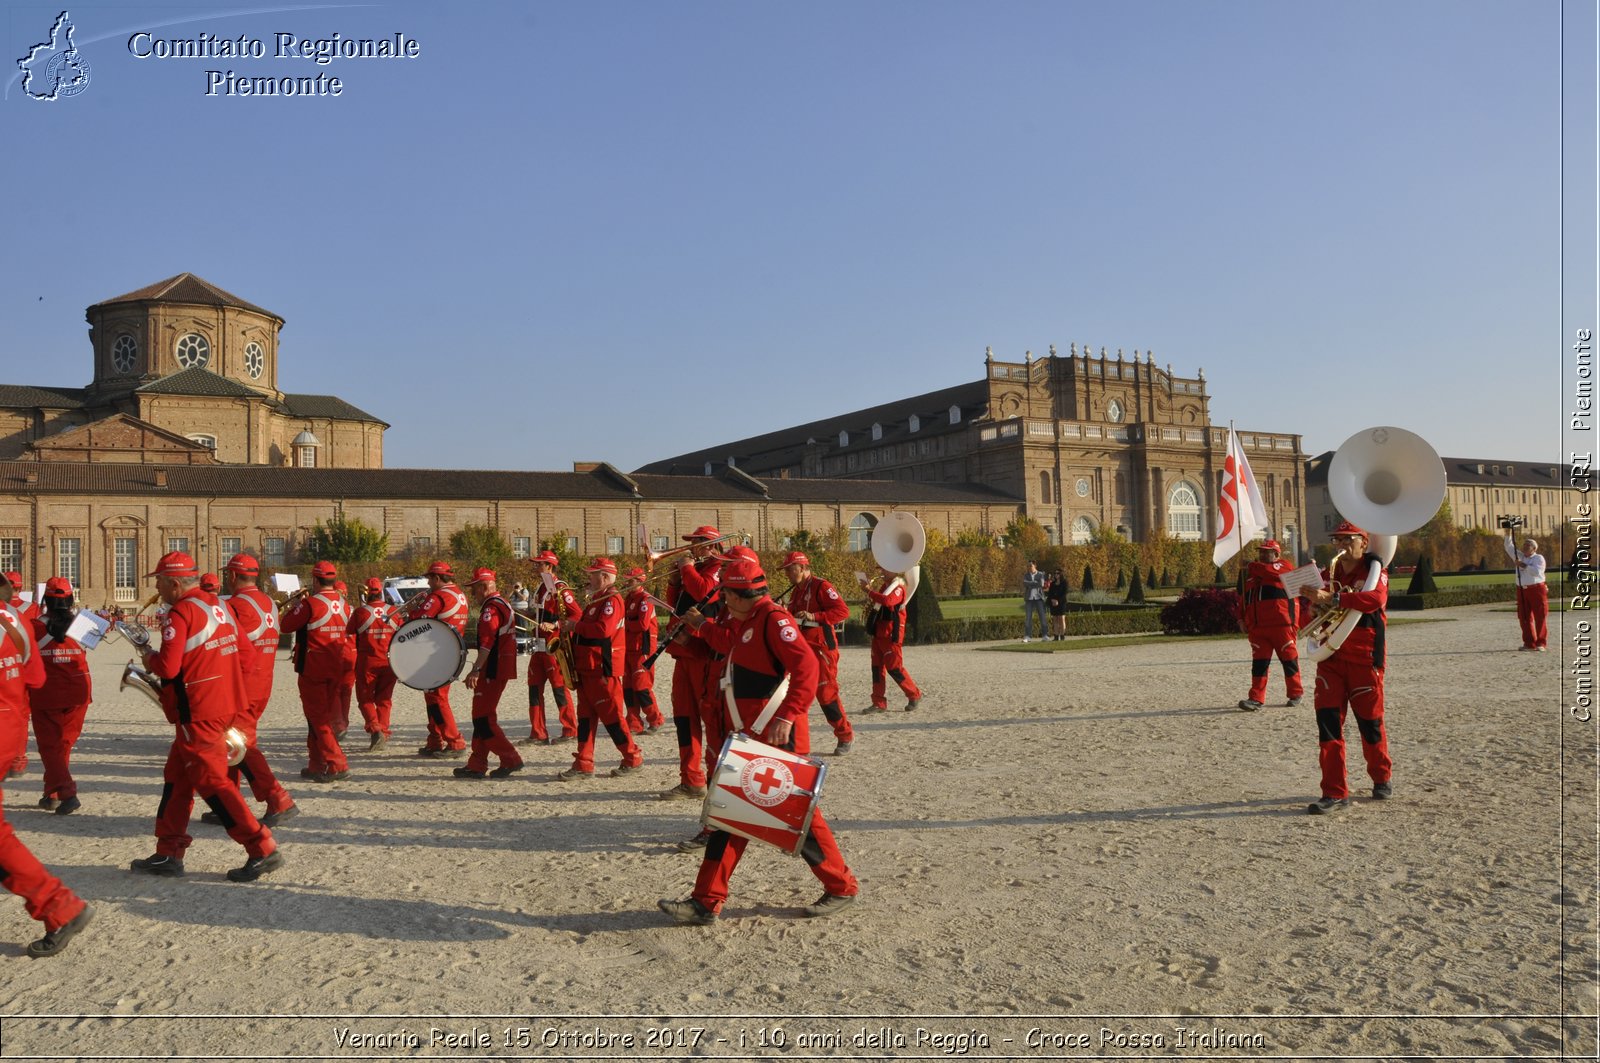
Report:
641,530,749,571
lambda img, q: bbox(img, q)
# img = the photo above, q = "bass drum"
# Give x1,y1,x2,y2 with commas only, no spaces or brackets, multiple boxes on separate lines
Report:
388,617,465,691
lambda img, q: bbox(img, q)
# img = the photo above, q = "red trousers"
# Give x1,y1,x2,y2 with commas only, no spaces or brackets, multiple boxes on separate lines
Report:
155,716,275,860
423,683,466,751
670,656,712,787
335,664,356,735
1313,654,1391,801
623,658,663,732
1517,583,1549,649
355,659,396,736
571,675,641,773
297,674,349,773
30,702,87,801
466,676,522,773
808,642,853,742
526,653,576,740
0,709,85,933
1247,624,1304,703
870,640,921,708
229,695,294,815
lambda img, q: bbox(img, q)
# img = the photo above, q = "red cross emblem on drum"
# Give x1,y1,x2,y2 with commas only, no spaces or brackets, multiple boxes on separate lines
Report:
738,755,795,808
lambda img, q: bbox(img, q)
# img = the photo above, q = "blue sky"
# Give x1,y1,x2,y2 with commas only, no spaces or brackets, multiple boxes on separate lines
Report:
2,0,1590,472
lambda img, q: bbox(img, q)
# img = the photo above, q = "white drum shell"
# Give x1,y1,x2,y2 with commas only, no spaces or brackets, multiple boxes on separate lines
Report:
388,617,465,691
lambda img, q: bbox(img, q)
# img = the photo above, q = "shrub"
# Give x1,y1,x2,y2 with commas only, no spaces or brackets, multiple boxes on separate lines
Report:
1081,564,1095,593
1115,569,1126,590
1406,555,1439,595
1125,567,1146,604
450,523,514,570
304,515,388,563
1159,588,1242,635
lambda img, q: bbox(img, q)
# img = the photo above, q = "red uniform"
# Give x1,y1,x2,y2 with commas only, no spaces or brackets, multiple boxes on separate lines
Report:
664,557,722,788
525,580,580,742
346,600,398,740
1312,554,1392,801
28,617,90,805
222,587,294,817
622,587,665,733
409,585,469,753
864,576,922,710
5,593,38,777
279,588,352,775
0,609,89,939
566,588,641,775
465,593,523,774
789,574,854,745
336,604,358,737
1240,558,1304,706
687,597,857,915
145,589,276,861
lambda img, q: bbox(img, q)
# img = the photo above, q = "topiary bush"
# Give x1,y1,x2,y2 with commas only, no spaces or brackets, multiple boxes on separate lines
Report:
1159,588,1242,635
1406,555,1439,595
1081,564,1095,593
1125,566,1146,604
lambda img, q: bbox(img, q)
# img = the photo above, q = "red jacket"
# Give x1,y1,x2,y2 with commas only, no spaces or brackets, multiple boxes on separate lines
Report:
864,577,909,645
28,617,90,712
223,586,280,705
698,598,817,736
280,588,350,681
7,595,39,626
146,588,248,725
789,575,849,652
0,609,44,737
571,589,625,680
346,601,397,665
474,593,519,681
664,558,722,662
1327,553,1389,668
414,585,470,636
1241,559,1299,630
624,587,659,661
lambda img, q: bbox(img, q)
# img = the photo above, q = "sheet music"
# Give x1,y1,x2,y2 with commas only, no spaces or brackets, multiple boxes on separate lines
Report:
272,573,301,594
1280,563,1325,598
385,586,404,605
66,611,111,649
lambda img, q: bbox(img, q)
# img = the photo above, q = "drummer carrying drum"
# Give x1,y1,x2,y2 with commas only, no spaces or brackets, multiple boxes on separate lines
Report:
657,556,860,925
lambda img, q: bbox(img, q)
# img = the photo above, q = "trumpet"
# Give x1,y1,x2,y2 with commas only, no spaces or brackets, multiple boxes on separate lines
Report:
642,531,748,571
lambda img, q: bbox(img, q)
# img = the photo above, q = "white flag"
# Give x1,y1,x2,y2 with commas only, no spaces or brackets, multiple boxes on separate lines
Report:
1213,427,1267,566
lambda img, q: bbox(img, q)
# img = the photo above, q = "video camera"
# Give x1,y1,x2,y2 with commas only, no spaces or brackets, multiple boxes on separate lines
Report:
1498,515,1526,530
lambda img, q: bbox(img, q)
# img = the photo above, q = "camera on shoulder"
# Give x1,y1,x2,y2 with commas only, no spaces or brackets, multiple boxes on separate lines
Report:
1498,515,1526,530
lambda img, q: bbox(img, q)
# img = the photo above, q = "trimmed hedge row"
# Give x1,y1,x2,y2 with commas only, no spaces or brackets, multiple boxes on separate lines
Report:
1388,586,1515,611
840,607,1163,646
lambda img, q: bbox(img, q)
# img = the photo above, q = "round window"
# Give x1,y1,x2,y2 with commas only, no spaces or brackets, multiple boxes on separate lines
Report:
1107,399,1124,423
1076,478,1091,498
175,333,211,370
111,335,138,373
244,342,264,379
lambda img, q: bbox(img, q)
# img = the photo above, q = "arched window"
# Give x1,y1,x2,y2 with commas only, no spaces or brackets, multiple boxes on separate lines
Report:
871,423,882,441
909,414,920,432
848,513,876,552
1039,471,1052,504
1070,516,1094,545
949,405,961,424
838,430,849,447
1167,481,1203,540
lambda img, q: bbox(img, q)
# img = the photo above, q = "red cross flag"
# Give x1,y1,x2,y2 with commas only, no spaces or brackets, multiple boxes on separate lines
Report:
1213,427,1267,566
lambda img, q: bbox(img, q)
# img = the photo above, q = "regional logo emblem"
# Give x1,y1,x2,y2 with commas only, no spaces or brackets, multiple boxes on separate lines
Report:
738,756,794,808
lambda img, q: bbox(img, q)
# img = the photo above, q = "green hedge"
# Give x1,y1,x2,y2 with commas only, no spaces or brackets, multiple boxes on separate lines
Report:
841,606,1162,645
1388,586,1515,611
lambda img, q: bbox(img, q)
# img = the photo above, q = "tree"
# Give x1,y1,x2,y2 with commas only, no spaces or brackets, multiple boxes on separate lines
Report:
1114,568,1127,590
959,571,973,597
1406,554,1439,594
1002,515,1050,556
1125,566,1146,604
1080,564,1095,593
304,515,387,563
955,528,996,548
450,524,514,570
539,532,584,587
1148,566,1159,591
905,580,945,643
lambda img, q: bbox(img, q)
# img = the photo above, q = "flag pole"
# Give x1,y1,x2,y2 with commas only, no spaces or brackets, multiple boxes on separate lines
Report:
1231,420,1244,589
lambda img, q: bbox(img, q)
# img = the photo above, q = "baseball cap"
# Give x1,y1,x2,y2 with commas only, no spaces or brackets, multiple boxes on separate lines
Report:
533,551,560,567
625,567,646,581
1330,521,1367,540
721,558,767,591
364,577,383,592
585,557,617,576
43,576,73,598
225,553,259,575
683,525,721,542
427,561,454,577
781,551,810,569
1258,539,1281,552
146,551,199,578
465,567,496,586
310,560,338,579
199,573,221,593
4,571,22,587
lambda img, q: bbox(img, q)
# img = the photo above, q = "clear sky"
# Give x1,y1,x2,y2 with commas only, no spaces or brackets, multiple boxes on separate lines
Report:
2,0,1590,473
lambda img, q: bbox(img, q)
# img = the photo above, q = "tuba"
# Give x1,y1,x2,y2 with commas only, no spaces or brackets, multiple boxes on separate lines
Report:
863,513,927,626
1302,426,1445,661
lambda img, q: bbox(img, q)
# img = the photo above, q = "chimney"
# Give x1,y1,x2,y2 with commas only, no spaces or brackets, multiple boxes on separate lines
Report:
154,470,168,488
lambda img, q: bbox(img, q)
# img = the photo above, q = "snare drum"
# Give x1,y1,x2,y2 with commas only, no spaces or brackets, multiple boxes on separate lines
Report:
388,617,466,691
701,733,828,855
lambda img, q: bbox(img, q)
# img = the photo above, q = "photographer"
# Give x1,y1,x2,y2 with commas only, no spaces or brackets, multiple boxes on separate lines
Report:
1502,520,1548,651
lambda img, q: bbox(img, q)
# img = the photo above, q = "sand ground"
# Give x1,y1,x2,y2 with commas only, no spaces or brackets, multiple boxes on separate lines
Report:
0,602,1592,1061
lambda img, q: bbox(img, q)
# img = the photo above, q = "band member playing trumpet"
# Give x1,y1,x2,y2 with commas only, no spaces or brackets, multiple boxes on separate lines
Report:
279,560,352,782
405,561,469,757
131,551,283,882
781,551,855,755
0,571,93,956
621,567,665,735
522,550,579,746
5,571,37,781
28,578,91,816
659,557,860,925
1297,522,1393,814
346,577,398,750
657,526,724,804
557,558,642,780
459,568,524,779
858,565,922,713
1237,539,1304,711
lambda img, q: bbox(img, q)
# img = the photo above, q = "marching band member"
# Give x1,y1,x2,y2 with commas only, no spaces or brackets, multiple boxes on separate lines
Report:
1236,538,1304,711
333,580,357,740
208,554,297,827
557,558,643,780
781,551,855,755
458,568,524,779
1297,522,1393,814
621,567,665,735
279,560,352,782
0,571,93,955
28,578,90,816
199,573,221,596
522,551,579,746
405,561,469,757
858,564,923,713
130,552,283,882
346,577,398,751
659,557,859,925
5,571,37,781
657,526,723,803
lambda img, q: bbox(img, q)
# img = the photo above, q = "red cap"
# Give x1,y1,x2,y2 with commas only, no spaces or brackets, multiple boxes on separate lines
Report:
625,567,646,581
4,571,22,587
532,551,560,567
43,576,73,598
721,558,767,591
427,561,454,577
1258,539,1281,553
200,573,221,593
146,551,199,578
225,553,259,575
364,577,383,592
683,525,721,542
781,551,810,569
1330,521,1367,540
310,560,338,579
334,580,348,594
585,557,617,576
465,567,496,586
724,545,759,565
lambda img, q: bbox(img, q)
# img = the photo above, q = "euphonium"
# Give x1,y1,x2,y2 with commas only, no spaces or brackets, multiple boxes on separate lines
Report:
119,659,163,703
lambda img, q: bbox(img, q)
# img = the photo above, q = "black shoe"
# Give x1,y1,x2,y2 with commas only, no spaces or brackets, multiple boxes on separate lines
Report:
333,731,347,743
551,734,575,745
657,897,716,925
609,763,642,777
1238,699,1264,712
37,796,60,812
440,746,467,759
200,810,225,825
130,854,185,877
262,803,299,827
803,892,859,918
557,767,594,781
227,850,284,883
453,767,488,779
53,796,81,816
489,763,523,778
417,746,443,758
1286,696,1303,707
308,770,349,783
299,766,319,778
27,905,93,958
368,732,388,752
1307,797,1350,815
832,741,852,755
1372,781,1393,800
675,828,713,852
904,699,920,712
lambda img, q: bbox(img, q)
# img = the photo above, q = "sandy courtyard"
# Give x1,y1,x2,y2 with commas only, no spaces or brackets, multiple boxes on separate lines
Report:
0,602,1591,1061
